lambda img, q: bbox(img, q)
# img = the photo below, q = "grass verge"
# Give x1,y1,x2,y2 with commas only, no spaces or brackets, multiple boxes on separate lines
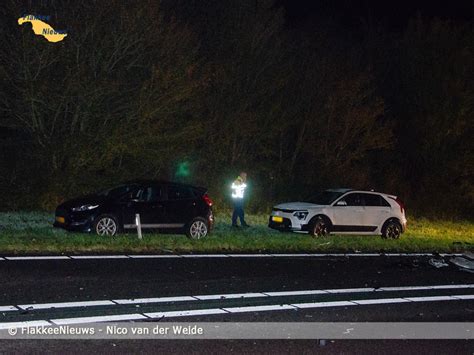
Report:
0,212,472,255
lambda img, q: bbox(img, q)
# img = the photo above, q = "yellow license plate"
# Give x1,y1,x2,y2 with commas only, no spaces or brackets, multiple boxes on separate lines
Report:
56,216,65,224
272,216,283,223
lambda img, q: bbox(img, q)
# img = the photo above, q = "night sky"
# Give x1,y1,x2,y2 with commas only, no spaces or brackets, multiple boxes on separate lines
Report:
282,0,473,29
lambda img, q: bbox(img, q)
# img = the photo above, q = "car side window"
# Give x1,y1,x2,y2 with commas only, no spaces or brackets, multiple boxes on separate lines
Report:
168,185,193,200
339,193,364,206
380,196,391,207
362,193,391,207
137,186,162,202
362,193,379,206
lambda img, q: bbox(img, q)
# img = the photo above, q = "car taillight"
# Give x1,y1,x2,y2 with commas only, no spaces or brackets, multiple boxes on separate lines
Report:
203,194,213,207
394,197,405,214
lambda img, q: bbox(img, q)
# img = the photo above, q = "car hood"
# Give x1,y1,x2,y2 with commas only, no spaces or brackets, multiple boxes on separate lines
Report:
58,194,108,210
273,202,325,210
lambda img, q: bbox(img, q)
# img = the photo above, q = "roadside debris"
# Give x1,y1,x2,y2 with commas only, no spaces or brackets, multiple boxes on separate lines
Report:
429,258,449,268
450,256,474,271
463,251,474,260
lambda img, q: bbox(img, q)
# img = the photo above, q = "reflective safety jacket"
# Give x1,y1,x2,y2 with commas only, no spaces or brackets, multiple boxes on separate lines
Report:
231,177,247,199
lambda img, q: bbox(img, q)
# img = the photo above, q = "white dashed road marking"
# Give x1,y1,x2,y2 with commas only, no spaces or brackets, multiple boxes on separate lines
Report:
1,284,473,313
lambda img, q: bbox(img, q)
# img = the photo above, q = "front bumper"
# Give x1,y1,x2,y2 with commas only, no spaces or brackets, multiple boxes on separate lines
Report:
53,208,95,233
268,215,310,232
268,216,293,231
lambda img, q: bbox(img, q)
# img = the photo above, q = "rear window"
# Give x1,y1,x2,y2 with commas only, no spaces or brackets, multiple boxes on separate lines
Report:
168,185,193,200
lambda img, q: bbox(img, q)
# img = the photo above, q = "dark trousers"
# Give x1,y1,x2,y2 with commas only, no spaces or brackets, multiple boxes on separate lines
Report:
232,198,247,226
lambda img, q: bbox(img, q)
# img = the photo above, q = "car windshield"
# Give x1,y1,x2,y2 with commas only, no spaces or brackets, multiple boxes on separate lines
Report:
305,190,346,205
97,184,137,198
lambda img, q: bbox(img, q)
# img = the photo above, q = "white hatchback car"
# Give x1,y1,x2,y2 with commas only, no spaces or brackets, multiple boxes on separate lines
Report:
269,189,407,238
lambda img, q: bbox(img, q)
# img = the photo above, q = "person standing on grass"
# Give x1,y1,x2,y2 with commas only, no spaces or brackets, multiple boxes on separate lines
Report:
231,172,249,228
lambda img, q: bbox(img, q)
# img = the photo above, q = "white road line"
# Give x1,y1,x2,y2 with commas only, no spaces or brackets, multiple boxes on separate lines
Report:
223,304,297,313
179,255,230,258
352,298,411,305
226,254,274,257
404,295,459,302
269,253,317,257
5,256,71,260
114,296,196,304
263,290,329,297
17,300,115,311
3,293,474,327
1,284,473,313
0,306,18,312
377,284,474,292
0,253,465,260
194,293,268,300
127,255,183,258
70,255,129,259
345,254,382,257
430,284,474,290
144,309,228,318
292,301,356,309
452,295,474,300
376,286,439,292
51,313,147,325
326,288,375,294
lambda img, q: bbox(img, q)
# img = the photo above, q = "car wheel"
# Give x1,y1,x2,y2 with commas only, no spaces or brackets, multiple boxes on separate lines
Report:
382,220,402,239
186,217,209,240
93,215,119,237
309,217,329,238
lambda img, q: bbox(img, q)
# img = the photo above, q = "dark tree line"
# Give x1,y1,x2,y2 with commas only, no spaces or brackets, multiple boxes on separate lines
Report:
0,0,472,217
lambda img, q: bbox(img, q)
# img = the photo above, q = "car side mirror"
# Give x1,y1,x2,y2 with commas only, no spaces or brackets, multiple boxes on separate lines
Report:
335,200,347,206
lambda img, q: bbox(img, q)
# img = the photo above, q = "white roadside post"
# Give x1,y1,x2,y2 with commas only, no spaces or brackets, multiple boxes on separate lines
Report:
135,213,142,240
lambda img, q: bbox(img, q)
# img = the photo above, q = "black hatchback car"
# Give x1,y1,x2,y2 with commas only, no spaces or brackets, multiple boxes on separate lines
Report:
53,181,214,239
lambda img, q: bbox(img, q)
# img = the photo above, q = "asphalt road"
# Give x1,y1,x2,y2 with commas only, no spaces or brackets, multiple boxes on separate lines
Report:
0,254,473,353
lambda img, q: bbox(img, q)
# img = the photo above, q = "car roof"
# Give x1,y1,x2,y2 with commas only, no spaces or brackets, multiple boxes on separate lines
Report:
325,188,395,196
341,189,394,196
124,179,207,191
325,188,353,193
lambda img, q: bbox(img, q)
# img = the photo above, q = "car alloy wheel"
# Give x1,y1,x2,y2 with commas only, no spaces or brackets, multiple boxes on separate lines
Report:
311,218,328,238
95,217,117,236
188,220,208,239
385,223,401,239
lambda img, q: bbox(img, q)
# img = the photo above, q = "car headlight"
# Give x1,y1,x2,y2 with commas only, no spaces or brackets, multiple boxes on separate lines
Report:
293,211,309,220
71,204,99,212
